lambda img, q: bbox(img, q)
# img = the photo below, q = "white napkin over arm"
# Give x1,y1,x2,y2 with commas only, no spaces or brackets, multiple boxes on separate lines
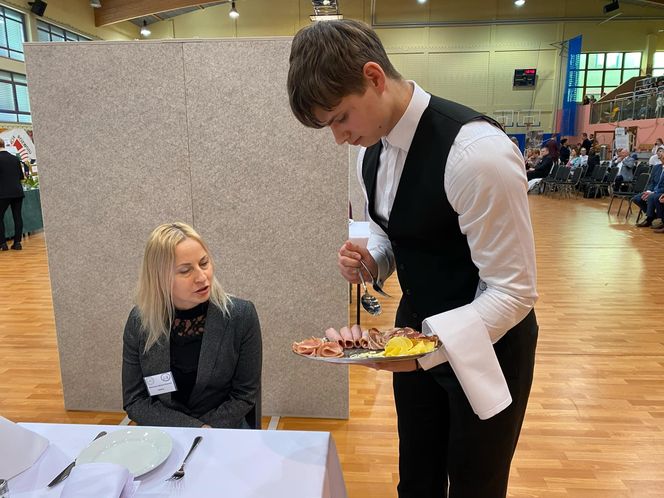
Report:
420,304,512,420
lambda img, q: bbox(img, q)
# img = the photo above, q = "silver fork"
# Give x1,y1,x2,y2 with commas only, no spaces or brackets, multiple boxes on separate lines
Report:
166,436,203,482
358,259,391,298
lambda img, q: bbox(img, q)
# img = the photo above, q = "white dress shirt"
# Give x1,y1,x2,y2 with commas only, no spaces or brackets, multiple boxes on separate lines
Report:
356,82,538,419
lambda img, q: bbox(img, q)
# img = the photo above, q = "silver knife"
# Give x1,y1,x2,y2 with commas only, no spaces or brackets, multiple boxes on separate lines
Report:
47,430,107,488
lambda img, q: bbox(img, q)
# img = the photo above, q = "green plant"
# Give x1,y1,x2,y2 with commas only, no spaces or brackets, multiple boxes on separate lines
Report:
22,175,39,189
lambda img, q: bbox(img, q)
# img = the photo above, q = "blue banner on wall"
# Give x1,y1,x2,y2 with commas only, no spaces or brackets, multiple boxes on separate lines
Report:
560,35,582,137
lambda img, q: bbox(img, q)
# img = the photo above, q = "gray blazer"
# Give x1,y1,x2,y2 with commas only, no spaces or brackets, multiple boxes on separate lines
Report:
122,298,262,429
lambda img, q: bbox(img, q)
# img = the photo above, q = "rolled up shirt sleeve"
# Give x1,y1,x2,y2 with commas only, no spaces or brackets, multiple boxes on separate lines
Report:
418,122,538,419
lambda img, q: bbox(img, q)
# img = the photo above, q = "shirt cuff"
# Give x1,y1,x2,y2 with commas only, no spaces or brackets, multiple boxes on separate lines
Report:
420,304,512,420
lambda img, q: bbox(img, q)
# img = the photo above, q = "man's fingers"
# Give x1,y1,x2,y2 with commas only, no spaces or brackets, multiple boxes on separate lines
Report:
338,254,361,269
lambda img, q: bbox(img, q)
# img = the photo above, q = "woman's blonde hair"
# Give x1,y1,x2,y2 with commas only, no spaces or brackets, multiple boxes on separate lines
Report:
136,222,230,352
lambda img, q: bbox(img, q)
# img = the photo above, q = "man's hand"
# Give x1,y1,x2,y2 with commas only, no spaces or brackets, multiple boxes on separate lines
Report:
659,194,664,204
337,241,378,284
642,191,652,201
364,359,419,372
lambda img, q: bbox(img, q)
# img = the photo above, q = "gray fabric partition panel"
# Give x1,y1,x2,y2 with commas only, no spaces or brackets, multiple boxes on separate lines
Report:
24,39,349,418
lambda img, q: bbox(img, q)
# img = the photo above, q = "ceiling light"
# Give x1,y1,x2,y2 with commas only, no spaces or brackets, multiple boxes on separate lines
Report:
89,0,101,7
229,1,239,19
417,0,427,4
514,0,525,6
322,0,331,5
310,14,343,21
140,20,151,37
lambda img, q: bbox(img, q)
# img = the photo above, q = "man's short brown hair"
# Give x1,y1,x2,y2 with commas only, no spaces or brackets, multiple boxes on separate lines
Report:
287,19,402,129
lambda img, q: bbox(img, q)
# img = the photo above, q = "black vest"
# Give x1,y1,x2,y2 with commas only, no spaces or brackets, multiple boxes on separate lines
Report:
362,96,503,330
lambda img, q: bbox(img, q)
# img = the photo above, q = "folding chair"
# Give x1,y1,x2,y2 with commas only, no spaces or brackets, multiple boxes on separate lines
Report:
609,172,650,218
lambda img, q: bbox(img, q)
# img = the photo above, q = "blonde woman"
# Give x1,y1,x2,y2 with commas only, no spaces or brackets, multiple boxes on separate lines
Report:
122,222,262,429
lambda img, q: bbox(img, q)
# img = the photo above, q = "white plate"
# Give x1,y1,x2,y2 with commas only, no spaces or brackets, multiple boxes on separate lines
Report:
76,428,172,477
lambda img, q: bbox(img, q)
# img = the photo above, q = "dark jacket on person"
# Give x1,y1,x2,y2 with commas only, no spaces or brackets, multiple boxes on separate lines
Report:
582,138,592,152
528,155,553,180
645,163,663,192
122,297,262,429
560,145,570,165
0,150,25,199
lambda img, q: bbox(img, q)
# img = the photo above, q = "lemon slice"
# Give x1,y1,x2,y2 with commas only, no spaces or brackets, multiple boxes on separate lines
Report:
407,341,428,355
384,336,413,357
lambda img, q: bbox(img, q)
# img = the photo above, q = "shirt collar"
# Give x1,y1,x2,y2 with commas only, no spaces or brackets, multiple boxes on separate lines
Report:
381,81,431,152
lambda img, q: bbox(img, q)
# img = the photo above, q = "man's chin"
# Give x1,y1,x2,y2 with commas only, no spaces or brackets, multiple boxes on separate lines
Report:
354,137,381,148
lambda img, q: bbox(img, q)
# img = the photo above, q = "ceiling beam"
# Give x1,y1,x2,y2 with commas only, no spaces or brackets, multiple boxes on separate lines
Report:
94,0,225,27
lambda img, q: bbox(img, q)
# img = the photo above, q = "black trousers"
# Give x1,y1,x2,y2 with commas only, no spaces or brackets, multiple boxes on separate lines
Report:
393,309,538,498
0,197,24,245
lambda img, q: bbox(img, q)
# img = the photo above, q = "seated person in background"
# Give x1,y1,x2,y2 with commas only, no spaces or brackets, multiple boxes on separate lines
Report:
122,222,262,429
586,147,599,177
525,148,540,170
545,136,560,164
634,147,664,228
611,148,636,192
577,147,589,167
526,147,553,180
567,148,581,169
650,139,663,165
510,136,521,154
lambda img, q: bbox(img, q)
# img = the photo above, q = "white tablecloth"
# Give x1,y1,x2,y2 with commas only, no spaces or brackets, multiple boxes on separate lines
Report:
9,423,347,498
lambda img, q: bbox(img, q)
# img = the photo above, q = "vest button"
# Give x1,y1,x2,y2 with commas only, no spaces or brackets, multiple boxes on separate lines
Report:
479,281,487,291
412,312,418,318
392,240,398,247
399,264,405,270
405,289,412,295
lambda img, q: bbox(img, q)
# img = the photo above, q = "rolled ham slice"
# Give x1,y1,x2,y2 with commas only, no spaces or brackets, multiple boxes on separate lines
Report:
316,341,344,358
360,329,370,349
366,328,388,350
292,337,324,356
350,324,362,348
339,326,354,349
324,327,344,346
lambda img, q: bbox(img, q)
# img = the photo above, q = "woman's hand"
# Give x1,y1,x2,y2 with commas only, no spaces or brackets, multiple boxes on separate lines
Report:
201,424,212,428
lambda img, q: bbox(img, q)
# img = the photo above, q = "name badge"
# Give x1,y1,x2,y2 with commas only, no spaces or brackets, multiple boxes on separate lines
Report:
144,371,177,396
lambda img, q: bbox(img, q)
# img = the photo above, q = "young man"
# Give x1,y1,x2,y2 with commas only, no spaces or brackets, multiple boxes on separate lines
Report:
288,20,538,498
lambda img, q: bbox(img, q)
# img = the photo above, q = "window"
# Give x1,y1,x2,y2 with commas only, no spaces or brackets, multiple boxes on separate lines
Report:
654,52,664,78
36,20,91,42
571,51,642,102
0,71,31,123
0,6,27,61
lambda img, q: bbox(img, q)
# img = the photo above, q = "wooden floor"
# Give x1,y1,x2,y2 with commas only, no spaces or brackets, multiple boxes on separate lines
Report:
2,194,664,497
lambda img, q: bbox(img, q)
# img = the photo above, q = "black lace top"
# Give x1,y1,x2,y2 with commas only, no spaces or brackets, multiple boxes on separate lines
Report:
170,301,208,405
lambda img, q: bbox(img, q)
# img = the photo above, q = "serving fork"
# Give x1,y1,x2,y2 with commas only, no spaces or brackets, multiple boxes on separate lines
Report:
166,436,203,482
357,267,382,316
